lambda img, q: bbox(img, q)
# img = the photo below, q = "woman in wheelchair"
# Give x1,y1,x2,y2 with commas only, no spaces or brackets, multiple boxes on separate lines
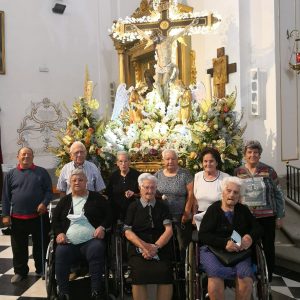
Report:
52,169,111,300
198,177,263,300
124,173,173,300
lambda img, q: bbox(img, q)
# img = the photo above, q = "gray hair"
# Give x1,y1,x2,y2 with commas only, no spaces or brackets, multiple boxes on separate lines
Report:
138,173,158,187
162,149,178,159
221,176,245,197
69,168,87,180
117,151,129,160
243,140,263,155
69,141,87,154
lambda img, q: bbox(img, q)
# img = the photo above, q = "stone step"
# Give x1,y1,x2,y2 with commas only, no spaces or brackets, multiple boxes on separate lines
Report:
281,198,300,247
275,196,300,272
275,229,300,273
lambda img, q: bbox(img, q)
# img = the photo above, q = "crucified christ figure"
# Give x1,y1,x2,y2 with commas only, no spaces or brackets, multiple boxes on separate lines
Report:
132,18,199,103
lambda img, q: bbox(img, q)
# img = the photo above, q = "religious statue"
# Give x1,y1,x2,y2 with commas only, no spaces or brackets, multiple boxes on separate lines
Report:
111,83,131,120
132,18,199,103
178,87,192,124
129,88,143,123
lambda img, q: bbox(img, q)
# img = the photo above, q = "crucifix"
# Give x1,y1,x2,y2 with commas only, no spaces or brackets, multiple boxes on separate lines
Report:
207,47,237,98
122,0,219,38
116,0,220,102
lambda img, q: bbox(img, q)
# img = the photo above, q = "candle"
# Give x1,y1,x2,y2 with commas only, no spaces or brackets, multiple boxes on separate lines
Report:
296,52,300,64
205,74,212,101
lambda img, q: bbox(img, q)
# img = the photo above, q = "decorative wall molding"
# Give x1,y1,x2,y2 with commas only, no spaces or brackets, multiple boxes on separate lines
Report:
17,98,67,155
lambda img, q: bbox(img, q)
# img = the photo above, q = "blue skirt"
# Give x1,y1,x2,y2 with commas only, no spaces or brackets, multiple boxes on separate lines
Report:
200,246,254,280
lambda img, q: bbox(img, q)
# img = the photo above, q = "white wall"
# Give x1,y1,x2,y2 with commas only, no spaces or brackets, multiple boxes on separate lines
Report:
188,0,287,175
0,0,296,176
0,0,140,168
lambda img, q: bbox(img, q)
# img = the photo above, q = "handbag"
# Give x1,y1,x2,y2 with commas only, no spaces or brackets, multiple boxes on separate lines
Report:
207,246,252,267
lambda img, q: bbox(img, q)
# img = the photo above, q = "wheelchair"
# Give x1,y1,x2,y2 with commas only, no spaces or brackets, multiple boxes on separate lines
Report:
107,220,130,300
185,230,270,300
45,199,115,300
44,233,113,300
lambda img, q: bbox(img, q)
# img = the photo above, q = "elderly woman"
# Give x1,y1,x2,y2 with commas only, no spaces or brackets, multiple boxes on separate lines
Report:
155,149,194,260
107,151,140,222
124,173,173,300
52,169,111,300
234,140,285,281
199,177,262,300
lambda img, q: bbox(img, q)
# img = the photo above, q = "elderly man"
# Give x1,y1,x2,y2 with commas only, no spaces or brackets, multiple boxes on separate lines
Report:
57,141,105,197
2,147,52,283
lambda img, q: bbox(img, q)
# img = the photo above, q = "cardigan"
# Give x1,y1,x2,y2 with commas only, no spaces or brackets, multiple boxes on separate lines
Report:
52,191,111,236
198,201,263,250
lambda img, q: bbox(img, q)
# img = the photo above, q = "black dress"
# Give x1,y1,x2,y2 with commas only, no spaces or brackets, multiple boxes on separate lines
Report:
125,199,173,285
107,168,140,221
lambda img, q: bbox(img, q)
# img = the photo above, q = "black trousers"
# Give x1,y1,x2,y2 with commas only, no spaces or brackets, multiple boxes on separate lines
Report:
11,215,50,276
256,216,276,282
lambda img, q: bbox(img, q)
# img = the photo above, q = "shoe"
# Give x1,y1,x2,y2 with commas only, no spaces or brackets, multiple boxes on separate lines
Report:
11,274,25,283
35,271,43,277
58,293,70,300
91,290,103,300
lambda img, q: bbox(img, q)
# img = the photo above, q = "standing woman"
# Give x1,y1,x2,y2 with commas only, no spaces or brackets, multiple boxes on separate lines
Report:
107,151,140,222
155,149,194,260
194,147,229,214
234,140,285,281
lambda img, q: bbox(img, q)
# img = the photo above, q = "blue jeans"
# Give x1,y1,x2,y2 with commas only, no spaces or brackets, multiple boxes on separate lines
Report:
55,238,105,294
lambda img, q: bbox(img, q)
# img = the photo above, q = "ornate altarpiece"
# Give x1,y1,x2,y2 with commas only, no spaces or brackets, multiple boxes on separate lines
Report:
111,1,195,88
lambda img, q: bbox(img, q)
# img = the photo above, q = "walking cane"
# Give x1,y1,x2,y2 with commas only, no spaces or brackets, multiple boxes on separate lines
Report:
40,214,45,279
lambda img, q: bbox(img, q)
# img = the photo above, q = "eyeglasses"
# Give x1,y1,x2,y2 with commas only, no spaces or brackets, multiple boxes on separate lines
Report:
141,185,156,190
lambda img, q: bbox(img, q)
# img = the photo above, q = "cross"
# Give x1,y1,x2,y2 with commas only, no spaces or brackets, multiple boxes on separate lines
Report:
207,47,237,98
122,0,219,38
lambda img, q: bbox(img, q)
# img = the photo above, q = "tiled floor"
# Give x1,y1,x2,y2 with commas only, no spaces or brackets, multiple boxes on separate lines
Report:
0,231,300,300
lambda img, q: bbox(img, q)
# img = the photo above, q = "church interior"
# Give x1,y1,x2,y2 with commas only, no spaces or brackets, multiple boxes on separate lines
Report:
0,0,300,299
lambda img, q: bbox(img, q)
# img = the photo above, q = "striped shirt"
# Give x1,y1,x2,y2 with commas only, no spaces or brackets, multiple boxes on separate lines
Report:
57,160,105,194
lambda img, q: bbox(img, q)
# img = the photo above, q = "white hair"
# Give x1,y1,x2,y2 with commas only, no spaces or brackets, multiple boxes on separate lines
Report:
69,141,87,154
138,173,158,187
220,176,245,196
162,149,178,159
117,151,129,160
69,168,87,180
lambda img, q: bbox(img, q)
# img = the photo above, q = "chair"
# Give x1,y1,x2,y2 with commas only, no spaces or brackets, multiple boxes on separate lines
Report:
185,230,271,300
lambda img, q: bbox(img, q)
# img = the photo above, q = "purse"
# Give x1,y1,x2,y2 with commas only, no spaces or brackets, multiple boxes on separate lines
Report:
207,246,252,267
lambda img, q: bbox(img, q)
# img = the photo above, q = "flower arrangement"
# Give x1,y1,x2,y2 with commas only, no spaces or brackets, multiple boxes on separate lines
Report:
52,97,114,181
101,86,245,175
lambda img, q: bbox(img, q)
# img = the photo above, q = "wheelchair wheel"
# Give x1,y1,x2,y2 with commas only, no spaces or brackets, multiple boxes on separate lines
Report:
45,238,58,300
254,243,270,300
109,227,125,299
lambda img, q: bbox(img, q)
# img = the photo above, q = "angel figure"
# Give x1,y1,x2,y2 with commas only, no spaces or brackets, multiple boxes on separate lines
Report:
178,87,192,124
129,89,143,124
111,83,131,120
132,18,199,103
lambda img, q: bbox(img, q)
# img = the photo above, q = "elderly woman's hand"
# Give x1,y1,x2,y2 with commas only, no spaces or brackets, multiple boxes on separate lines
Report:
56,233,67,244
141,243,158,259
94,226,105,239
240,234,253,250
225,239,241,252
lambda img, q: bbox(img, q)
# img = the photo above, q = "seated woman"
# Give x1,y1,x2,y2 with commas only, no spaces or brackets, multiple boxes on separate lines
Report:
124,173,173,300
52,169,111,300
198,177,263,300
